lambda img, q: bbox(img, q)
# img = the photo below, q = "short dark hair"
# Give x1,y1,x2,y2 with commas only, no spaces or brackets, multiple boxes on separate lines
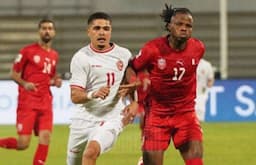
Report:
38,18,56,29
87,12,112,25
160,4,193,31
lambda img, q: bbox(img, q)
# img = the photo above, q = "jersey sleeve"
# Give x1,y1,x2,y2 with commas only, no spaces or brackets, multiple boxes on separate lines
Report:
69,53,89,89
12,48,28,73
132,43,153,71
51,52,59,79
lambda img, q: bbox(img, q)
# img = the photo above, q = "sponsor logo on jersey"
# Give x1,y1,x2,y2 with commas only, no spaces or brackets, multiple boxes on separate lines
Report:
157,58,166,70
116,60,123,71
33,55,41,63
176,60,184,66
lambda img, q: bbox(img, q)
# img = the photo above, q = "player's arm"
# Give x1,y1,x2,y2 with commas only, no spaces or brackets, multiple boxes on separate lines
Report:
119,66,140,126
122,100,138,126
11,51,38,91
70,85,110,104
118,66,141,98
10,68,38,91
119,67,150,97
207,78,214,88
207,63,215,88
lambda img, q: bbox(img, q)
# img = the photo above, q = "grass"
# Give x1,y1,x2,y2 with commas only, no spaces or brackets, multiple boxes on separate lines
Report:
1,122,256,165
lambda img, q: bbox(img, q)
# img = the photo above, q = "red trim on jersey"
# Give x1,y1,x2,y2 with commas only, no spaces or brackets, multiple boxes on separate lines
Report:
89,43,114,53
70,85,85,90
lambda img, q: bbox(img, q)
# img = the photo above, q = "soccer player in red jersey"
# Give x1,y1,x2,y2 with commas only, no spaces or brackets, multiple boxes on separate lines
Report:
131,4,205,165
0,18,62,165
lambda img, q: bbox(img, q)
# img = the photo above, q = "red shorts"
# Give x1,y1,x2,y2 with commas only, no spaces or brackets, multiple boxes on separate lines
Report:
142,110,202,151
16,104,53,136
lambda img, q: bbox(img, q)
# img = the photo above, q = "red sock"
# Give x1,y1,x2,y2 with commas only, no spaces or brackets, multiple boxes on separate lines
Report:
33,144,49,165
0,137,17,149
186,158,203,165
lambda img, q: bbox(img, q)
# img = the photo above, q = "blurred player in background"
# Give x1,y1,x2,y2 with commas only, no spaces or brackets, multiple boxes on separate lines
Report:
0,18,62,165
195,58,215,121
66,12,138,165
135,71,150,165
131,4,205,165
135,71,150,130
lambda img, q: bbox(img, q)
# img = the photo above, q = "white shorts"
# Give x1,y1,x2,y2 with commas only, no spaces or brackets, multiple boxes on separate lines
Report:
66,119,123,165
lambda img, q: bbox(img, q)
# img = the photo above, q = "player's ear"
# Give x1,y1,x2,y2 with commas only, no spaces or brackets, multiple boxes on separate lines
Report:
167,22,172,32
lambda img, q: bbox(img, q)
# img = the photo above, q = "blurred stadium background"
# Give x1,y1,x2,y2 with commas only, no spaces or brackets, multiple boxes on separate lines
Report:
1,1,256,164
0,0,256,79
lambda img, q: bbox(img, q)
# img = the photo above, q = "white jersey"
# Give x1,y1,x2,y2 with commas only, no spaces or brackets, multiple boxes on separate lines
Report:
69,43,132,121
196,59,214,96
195,59,214,121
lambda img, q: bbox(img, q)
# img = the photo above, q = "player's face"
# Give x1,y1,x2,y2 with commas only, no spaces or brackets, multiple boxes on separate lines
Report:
39,22,56,44
168,13,193,42
87,19,112,50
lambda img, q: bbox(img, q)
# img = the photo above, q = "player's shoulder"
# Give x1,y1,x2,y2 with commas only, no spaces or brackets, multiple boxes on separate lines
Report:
112,43,133,60
140,36,167,54
113,43,132,55
188,38,205,49
73,45,90,57
21,43,38,51
70,46,86,62
145,36,166,46
200,59,212,67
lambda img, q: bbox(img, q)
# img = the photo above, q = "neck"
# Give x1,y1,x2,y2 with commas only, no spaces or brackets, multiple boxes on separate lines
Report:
91,43,113,52
38,41,51,51
168,35,187,51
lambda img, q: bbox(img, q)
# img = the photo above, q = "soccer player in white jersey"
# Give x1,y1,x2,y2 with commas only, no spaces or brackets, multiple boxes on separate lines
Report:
195,58,215,121
66,12,138,165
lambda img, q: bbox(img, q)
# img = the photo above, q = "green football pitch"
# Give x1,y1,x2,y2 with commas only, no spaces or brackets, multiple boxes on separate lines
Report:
1,122,256,165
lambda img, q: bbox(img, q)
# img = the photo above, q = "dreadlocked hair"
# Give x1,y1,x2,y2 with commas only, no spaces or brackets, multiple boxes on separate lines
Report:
160,3,193,31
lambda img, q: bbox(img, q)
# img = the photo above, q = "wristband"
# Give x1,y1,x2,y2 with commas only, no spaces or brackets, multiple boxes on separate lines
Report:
87,91,94,100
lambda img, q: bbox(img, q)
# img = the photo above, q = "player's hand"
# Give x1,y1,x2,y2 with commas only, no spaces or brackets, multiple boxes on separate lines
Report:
50,74,62,88
24,82,38,91
121,101,138,126
54,77,62,88
93,86,110,100
142,77,151,92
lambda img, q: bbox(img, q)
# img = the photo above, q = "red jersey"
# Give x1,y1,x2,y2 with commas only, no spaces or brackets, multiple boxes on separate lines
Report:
132,36,205,115
137,71,150,105
13,43,59,108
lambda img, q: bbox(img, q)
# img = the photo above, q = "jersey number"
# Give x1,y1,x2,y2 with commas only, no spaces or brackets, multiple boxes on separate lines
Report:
172,67,185,80
106,72,115,86
42,62,52,74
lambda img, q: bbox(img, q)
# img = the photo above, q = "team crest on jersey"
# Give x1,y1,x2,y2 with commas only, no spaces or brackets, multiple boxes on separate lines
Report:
157,57,166,70
33,55,41,63
116,60,124,71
